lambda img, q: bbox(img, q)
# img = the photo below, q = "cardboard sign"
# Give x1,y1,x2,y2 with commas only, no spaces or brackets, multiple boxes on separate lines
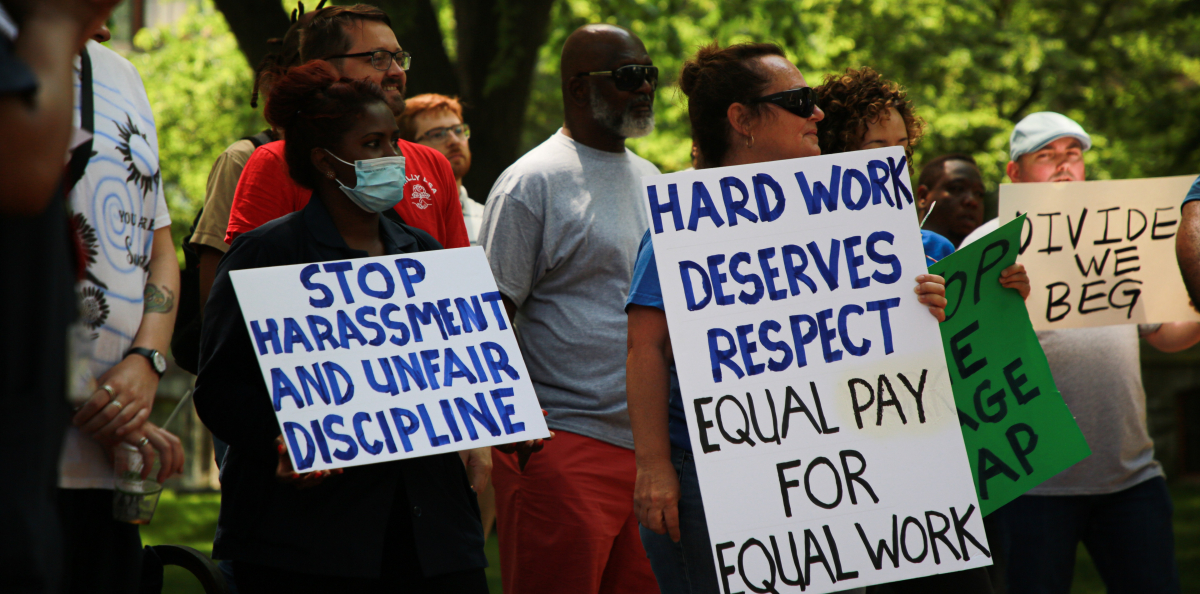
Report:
229,247,551,472
999,175,1200,330
644,147,990,593
930,216,1090,516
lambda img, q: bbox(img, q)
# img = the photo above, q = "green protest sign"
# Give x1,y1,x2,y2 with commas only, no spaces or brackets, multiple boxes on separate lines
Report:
930,216,1090,516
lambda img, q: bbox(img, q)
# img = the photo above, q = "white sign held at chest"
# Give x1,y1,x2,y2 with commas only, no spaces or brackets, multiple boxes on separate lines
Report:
230,247,550,472
643,147,990,593
999,175,1200,331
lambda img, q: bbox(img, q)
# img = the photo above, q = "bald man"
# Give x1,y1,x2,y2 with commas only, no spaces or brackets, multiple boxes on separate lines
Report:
479,24,662,594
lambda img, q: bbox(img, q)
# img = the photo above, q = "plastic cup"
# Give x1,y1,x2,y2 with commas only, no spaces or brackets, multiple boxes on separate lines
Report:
112,479,163,524
111,443,162,524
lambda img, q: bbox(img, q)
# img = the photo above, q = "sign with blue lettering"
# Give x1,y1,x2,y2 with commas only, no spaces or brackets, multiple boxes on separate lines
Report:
229,247,551,472
644,147,989,592
999,175,1200,330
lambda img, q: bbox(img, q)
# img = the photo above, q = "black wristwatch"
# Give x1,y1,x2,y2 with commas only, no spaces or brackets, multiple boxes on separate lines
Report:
126,347,167,378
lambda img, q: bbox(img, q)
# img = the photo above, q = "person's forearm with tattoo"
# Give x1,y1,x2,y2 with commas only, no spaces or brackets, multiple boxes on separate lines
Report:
73,227,181,444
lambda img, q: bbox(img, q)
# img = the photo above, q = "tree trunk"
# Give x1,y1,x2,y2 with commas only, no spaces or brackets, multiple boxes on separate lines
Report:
453,0,557,201
214,0,555,202
212,0,291,71
375,0,460,97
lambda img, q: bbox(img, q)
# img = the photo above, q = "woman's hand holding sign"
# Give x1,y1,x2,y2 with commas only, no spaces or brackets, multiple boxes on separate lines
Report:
914,273,949,322
276,436,342,489
494,409,554,471
999,263,1031,301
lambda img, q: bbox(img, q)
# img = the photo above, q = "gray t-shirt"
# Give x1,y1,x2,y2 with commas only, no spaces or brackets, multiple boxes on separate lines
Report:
963,219,1163,495
480,130,658,449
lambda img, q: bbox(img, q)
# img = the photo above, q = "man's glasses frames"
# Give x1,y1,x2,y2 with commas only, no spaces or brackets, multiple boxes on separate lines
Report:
327,49,412,72
417,124,471,144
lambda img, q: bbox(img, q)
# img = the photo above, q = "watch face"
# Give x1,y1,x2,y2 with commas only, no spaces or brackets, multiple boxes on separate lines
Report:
151,351,167,373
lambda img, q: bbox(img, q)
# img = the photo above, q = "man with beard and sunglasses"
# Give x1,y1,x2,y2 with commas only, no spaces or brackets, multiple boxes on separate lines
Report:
478,23,662,594
223,4,469,250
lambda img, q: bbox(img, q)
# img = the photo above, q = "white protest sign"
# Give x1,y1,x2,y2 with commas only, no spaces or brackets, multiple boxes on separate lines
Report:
229,247,550,472
643,146,990,593
999,175,1200,331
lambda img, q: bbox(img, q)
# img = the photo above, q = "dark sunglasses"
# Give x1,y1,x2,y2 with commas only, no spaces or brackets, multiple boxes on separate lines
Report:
575,65,659,92
751,87,818,118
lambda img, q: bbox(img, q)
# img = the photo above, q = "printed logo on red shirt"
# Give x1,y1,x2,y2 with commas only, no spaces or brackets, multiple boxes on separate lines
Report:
406,173,439,210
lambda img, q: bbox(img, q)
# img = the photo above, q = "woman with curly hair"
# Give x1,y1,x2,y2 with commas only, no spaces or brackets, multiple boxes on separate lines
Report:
814,66,924,157
811,65,1000,594
814,67,967,266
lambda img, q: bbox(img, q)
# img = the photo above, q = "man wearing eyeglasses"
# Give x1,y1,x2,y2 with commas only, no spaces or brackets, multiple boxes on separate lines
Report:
479,23,662,594
398,93,484,245
223,4,469,250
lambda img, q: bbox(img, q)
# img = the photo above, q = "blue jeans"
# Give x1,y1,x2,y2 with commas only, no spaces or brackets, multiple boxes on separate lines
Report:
991,476,1179,594
640,448,718,594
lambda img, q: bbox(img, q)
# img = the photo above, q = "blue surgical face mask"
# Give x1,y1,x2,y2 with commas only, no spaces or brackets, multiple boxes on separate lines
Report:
325,150,407,213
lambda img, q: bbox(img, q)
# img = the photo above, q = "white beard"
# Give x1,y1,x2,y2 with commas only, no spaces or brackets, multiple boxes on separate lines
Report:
590,87,655,138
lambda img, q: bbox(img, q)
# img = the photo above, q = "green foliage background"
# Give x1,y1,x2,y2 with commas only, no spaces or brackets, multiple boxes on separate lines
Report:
118,5,262,253
526,0,1200,206
123,0,1200,251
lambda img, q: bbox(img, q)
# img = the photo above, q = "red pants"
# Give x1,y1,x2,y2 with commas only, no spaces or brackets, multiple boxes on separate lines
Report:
493,430,659,594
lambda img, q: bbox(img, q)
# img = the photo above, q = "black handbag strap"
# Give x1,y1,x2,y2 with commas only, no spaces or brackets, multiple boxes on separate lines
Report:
64,47,93,194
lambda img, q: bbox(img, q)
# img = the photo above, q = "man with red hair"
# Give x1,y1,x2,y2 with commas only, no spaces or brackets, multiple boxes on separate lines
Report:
398,93,483,244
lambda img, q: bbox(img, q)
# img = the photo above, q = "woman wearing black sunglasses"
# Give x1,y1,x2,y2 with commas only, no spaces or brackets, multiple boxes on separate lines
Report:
625,43,953,594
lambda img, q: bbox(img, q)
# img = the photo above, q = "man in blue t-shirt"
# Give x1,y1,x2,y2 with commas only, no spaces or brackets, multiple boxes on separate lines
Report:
922,229,955,263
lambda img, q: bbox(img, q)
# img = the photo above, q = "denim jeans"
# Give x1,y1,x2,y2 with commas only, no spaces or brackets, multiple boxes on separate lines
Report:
641,449,869,594
991,476,1179,594
640,448,718,594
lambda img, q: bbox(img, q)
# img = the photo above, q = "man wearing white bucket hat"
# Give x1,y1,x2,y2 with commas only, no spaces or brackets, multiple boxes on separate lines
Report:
962,112,1199,594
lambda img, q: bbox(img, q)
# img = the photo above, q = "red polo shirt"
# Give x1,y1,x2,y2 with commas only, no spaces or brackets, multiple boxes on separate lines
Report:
225,139,469,248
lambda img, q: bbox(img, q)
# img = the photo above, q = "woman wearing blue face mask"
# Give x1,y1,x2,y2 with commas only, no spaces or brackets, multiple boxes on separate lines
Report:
194,62,490,593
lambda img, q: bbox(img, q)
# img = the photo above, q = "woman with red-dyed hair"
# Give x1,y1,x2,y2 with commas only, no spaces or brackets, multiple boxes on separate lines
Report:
195,61,489,593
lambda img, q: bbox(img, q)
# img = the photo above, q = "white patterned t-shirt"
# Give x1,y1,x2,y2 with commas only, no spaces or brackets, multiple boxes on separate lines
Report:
60,40,170,489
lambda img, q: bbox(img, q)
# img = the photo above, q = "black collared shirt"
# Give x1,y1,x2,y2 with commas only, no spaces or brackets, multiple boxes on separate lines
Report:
195,197,486,579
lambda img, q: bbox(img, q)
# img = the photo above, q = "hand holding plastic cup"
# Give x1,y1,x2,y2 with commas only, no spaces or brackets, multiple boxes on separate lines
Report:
112,442,162,524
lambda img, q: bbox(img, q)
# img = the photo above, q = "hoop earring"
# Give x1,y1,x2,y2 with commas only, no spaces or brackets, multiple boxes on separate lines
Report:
746,133,754,149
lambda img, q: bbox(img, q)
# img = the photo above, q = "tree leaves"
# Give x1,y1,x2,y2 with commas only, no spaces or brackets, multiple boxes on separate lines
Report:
521,0,1200,212
137,0,1200,254
123,4,262,253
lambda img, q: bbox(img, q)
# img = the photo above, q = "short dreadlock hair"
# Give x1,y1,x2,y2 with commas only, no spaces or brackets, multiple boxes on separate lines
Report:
250,0,327,108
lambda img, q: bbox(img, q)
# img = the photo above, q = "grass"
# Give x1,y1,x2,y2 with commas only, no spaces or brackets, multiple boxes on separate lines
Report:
142,482,1200,593
139,491,504,593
